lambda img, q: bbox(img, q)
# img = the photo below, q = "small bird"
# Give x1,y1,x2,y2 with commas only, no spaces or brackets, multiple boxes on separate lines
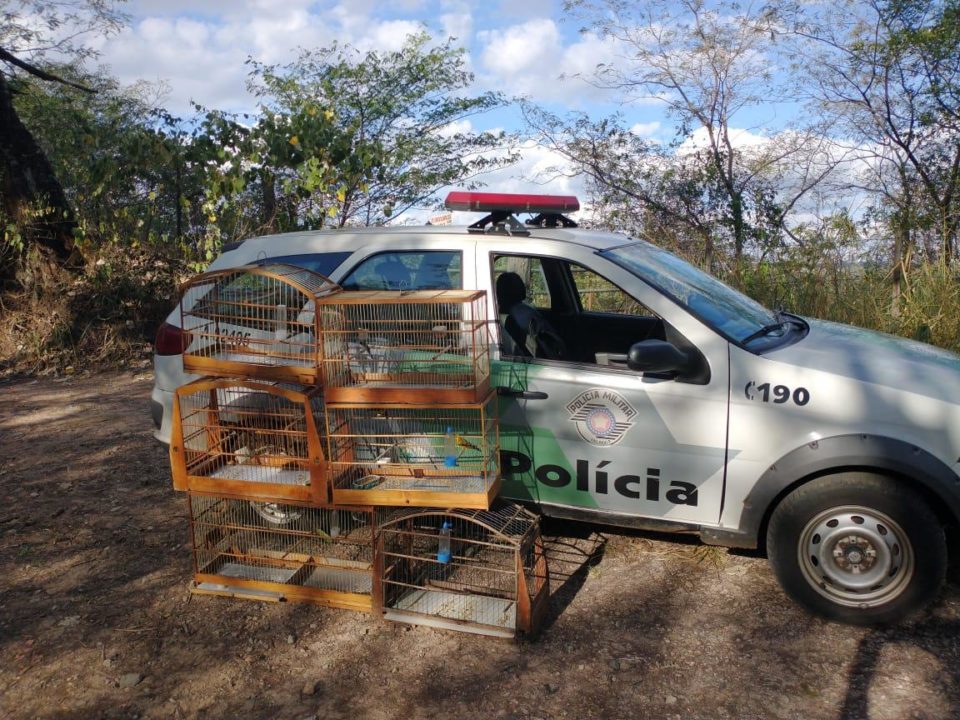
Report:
455,434,481,452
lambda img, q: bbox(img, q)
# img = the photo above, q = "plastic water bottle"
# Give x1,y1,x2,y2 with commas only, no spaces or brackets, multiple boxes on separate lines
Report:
437,520,452,563
329,510,340,539
443,426,457,468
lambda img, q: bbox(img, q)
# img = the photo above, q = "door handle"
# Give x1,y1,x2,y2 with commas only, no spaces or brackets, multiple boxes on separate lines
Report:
497,387,548,400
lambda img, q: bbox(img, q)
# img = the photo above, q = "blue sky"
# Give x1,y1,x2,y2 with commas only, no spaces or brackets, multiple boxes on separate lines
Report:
87,0,810,208
94,1,668,133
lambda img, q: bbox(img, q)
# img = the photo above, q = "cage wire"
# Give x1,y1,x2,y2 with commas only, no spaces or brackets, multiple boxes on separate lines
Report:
171,379,329,504
189,493,376,610
318,290,491,403
377,503,548,638
180,263,341,384
327,391,500,508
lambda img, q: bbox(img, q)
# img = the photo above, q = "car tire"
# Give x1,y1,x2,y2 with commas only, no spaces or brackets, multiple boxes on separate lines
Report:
766,472,946,625
250,501,303,526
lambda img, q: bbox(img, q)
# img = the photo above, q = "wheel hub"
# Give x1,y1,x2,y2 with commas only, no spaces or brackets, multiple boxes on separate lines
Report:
799,506,914,608
833,535,877,573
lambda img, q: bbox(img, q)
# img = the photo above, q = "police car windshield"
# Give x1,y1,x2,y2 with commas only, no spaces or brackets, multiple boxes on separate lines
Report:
602,241,777,343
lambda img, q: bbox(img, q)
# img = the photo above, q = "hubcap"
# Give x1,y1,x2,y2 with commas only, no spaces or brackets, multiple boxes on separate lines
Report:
798,505,914,608
250,501,302,525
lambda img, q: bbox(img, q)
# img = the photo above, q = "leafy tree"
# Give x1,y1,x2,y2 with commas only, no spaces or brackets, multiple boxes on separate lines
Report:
0,0,126,281
14,69,199,253
196,32,514,250
557,0,834,268
794,0,960,272
524,108,727,264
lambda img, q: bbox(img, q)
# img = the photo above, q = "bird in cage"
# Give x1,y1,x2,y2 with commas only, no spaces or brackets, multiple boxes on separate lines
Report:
454,433,481,453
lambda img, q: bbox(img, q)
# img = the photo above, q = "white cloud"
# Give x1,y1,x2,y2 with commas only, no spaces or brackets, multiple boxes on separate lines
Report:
676,126,772,154
476,20,625,105
440,12,473,44
479,19,562,84
358,20,425,53
629,121,661,138
435,119,474,138
96,4,432,115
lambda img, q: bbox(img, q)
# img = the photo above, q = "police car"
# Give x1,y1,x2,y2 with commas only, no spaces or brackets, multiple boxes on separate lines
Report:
152,191,960,625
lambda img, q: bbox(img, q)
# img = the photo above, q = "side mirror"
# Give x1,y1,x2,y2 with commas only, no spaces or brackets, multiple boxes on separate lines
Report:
627,339,690,376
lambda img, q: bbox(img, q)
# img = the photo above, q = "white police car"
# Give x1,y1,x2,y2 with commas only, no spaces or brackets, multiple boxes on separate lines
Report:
153,191,960,625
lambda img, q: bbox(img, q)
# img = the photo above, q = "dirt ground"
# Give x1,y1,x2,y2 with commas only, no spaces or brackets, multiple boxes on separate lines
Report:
2,371,960,720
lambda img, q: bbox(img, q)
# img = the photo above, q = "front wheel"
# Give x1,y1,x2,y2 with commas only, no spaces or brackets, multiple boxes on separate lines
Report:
766,473,946,625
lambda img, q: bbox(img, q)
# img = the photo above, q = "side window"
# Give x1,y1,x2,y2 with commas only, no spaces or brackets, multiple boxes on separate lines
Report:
492,256,552,309
262,252,352,277
341,251,462,291
570,264,654,316
491,253,669,367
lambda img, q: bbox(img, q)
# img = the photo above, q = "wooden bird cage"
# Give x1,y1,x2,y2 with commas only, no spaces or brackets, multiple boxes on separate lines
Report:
317,290,491,403
171,379,330,504
188,493,376,611
180,263,341,384
377,503,549,638
326,391,500,509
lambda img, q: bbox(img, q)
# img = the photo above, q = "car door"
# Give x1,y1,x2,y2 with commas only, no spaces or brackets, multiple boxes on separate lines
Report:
476,239,730,526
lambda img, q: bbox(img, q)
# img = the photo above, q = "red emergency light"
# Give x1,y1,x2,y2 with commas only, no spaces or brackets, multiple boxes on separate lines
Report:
445,191,580,213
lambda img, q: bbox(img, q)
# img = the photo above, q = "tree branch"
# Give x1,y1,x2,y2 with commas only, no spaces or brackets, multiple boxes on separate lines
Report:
0,47,94,93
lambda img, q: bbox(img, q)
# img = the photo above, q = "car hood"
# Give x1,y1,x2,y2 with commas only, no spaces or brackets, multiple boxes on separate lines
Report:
767,318,960,402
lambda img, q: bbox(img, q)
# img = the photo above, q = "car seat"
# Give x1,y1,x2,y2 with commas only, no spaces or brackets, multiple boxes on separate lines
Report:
495,272,566,360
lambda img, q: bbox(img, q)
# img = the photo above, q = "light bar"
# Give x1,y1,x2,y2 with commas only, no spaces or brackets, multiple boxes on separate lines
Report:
445,191,580,213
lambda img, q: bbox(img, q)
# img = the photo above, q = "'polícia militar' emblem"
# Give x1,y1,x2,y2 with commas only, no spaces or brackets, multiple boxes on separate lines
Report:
566,388,637,446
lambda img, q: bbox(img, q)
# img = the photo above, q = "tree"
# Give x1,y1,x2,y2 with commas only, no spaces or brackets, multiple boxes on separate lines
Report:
0,0,126,281
15,68,199,253
553,0,840,270
524,107,729,264
196,32,514,249
795,0,960,268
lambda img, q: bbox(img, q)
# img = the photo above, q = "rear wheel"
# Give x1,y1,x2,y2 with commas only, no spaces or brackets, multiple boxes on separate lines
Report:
766,473,946,625
250,502,302,525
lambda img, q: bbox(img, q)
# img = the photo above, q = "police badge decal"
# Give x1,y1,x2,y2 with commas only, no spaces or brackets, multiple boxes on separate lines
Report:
566,388,637,446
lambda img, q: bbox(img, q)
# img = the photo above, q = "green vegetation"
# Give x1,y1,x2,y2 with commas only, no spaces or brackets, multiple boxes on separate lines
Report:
0,17,512,373
1,0,959,372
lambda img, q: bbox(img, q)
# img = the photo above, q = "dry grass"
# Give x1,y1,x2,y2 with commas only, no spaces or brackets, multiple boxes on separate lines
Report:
0,246,185,377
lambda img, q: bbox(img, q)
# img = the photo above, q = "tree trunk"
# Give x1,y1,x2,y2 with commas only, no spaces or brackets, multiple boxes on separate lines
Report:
174,154,183,240
730,190,746,264
702,229,715,274
0,72,78,279
261,170,277,233
890,217,908,319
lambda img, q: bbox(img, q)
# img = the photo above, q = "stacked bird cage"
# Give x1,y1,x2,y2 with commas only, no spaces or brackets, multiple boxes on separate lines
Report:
320,289,499,509
180,263,342,384
377,502,549,638
317,290,491,403
189,494,376,611
168,267,548,634
170,378,329,504
170,264,381,612
326,392,500,508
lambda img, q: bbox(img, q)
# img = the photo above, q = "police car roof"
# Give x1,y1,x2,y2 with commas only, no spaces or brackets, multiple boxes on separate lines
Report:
224,223,630,256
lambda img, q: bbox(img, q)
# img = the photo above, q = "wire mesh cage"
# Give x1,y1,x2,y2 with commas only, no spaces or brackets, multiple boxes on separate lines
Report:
180,263,341,384
188,493,376,611
171,379,330,504
377,503,549,638
317,290,491,403
326,391,500,509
